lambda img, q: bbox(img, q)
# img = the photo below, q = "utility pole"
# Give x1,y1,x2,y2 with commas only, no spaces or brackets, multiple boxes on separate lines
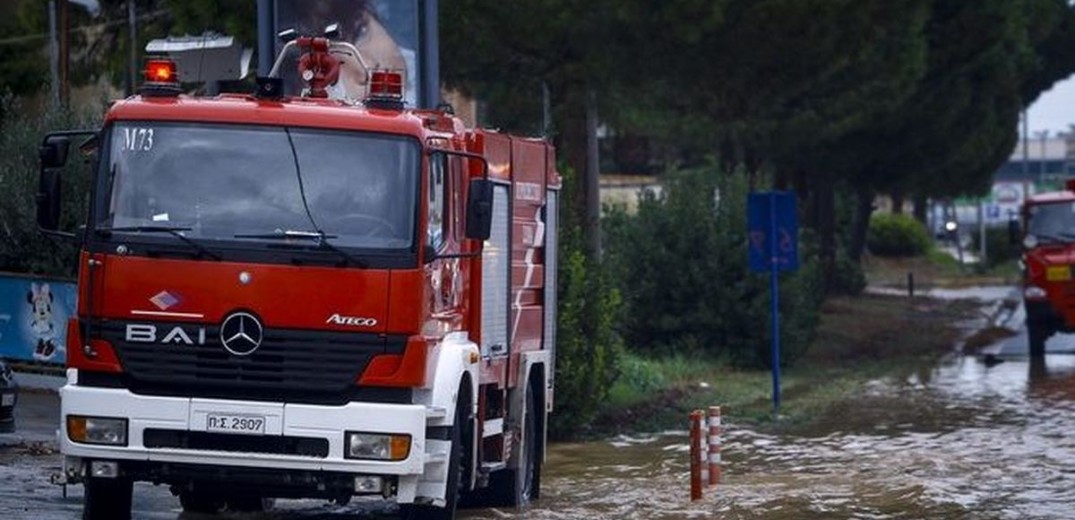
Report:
58,0,69,105
127,1,137,96
49,0,59,106
1036,130,1049,184
1023,109,1030,188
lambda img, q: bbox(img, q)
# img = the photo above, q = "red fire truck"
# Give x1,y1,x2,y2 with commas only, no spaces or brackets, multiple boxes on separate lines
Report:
37,33,559,520
1017,179,1075,357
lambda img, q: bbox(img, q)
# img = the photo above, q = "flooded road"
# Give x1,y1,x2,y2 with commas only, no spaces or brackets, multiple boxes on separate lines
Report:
4,355,1075,519
462,355,1075,520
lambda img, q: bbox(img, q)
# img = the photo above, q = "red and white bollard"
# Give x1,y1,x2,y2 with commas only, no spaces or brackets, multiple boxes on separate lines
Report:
708,406,722,486
689,410,704,501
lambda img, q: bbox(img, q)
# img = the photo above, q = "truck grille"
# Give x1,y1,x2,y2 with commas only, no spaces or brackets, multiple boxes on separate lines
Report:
95,320,405,404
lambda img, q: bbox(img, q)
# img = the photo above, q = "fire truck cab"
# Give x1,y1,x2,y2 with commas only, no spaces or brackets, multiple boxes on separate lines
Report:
1017,178,1075,357
37,37,559,520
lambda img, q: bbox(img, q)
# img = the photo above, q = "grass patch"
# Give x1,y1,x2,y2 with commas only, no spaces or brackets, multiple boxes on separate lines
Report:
864,249,1019,290
589,293,982,436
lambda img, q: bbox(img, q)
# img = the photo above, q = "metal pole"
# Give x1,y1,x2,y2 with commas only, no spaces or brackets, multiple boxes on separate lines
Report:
769,193,781,415
256,0,273,77
978,200,986,264
58,0,68,105
1039,131,1048,184
420,0,440,108
127,1,137,97
1023,109,1030,190
49,0,59,106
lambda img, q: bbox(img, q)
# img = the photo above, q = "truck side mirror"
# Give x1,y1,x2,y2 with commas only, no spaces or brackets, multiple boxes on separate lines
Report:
1008,218,1020,246
40,135,71,169
466,178,494,241
36,135,71,232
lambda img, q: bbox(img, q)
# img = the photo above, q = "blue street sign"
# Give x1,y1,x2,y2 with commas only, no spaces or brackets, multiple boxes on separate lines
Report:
746,191,799,416
748,192,799,273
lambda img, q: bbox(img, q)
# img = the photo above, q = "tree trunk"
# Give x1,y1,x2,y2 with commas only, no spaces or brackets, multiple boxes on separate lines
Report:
553,85,601,262
814,172,837,292
912,193,928,224
849,183,875,262
584,88,601,260
890,187,905,215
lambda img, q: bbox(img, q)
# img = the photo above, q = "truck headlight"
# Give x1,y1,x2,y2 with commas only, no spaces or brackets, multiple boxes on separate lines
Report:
345,432,410,461
67,416,128,446
1025,285,1047,299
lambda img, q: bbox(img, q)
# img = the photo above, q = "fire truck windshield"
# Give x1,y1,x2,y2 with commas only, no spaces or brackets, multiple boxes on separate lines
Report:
96,122,419,252
1027,201,1075,243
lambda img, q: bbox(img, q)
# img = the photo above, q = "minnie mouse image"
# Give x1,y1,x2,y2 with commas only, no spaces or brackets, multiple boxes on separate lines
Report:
27,283,57,361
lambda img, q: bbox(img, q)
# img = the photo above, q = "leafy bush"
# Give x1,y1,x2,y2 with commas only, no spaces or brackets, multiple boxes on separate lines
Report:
604,166,823,369
866,213,930,257
0,95,99,277
549,168,623,439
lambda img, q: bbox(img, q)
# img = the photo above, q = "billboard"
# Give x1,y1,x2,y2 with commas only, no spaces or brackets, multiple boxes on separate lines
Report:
0,274,76,365
274,0,421,106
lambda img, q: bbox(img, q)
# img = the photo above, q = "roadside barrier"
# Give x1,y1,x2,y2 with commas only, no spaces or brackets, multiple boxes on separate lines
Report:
689,406,723,501
708,406,722,486
689,410,704,501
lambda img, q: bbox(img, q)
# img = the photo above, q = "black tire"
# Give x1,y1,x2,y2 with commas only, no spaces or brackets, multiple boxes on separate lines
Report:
227,495,274,512
178,489,225,514
82,477,133,520
1028,321,1048,358
482,383,540,509
400,391,468,520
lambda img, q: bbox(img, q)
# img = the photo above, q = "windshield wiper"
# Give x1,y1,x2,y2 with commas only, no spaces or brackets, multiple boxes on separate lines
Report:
234,230,367,268
96,225,222,261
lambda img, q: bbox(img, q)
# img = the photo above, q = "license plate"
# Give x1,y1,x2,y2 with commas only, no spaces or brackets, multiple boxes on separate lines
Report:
206,413,265,435
1047,265,1072,282
1,393,13,407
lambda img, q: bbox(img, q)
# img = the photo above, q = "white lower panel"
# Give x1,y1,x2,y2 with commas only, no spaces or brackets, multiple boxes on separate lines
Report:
59,384,427,476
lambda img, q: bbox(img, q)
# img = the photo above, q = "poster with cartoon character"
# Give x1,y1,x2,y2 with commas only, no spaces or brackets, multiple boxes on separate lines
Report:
0,274,76,365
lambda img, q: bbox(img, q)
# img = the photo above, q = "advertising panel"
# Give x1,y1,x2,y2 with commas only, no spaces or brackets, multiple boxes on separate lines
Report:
0,274,76,365
275,0,421,106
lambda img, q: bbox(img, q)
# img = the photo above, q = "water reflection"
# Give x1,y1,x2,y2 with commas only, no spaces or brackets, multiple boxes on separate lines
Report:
460,355,1075,520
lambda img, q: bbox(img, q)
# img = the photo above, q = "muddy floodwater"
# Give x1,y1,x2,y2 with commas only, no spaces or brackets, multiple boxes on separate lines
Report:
461,355,1075,520
3,354,1074,519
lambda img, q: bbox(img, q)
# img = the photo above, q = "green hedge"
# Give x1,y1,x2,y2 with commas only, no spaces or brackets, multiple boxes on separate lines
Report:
866,213,931,257
604,167,823,368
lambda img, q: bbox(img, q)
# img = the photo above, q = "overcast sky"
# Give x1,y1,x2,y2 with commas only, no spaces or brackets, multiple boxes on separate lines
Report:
1026,73,1075,136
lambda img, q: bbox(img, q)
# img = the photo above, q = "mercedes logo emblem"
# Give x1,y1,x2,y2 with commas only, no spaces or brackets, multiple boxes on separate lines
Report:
219,312,263,356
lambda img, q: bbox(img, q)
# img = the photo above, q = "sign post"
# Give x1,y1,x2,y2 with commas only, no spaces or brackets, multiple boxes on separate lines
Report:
747,192,799,415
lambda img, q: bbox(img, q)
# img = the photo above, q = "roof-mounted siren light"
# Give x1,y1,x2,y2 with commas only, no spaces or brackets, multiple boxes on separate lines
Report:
140,58,181,97
1065,178,1075,193
366,70,405,110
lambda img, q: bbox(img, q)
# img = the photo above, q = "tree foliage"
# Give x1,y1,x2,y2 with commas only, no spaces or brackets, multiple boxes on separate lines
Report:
0,96,98,277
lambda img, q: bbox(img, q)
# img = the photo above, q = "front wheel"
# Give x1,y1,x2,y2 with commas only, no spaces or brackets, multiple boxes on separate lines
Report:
83,477,132,520
399,392,468,520
1028,321,1048,358
177,489,225,514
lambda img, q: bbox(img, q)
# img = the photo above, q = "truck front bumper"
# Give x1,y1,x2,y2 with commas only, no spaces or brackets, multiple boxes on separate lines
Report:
59,380,439,503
